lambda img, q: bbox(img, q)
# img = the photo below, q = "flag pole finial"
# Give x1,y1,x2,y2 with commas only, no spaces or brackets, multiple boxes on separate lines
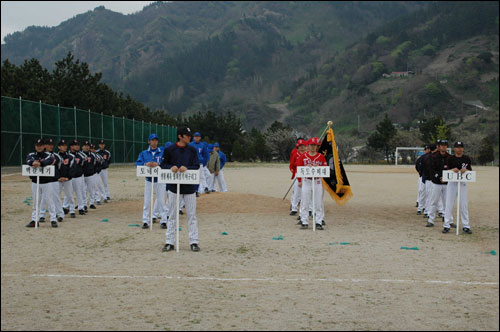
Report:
327,121,333,127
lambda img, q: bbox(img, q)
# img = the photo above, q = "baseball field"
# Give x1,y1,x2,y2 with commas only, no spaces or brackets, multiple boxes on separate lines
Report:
1,163,499,331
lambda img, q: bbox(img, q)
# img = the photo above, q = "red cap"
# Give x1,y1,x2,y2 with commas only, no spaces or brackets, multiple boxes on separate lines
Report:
297,139,305,146
309,137,321,146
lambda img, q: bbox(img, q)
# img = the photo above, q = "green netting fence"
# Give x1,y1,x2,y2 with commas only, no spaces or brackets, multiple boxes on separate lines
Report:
1,96,177,166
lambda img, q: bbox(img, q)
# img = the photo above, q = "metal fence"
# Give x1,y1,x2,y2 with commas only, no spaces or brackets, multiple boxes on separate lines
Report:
1,96,177,166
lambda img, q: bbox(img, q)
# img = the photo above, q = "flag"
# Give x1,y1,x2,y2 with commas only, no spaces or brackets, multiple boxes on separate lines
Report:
319,126,353,205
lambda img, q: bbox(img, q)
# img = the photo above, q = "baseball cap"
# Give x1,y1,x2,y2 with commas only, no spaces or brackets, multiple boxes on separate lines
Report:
82,140,90,146
214,142,220,148
454,141,464,148
45,138,55,145
98,139,105,145
35,138,44,146
423,144,429,150
207,144,214,152
438,139,448,146
177,127,193,137
57,139,67,146
164,141,172,148
194,132,201,137
297,139,305,146
148,133,159,141
429,143,437,151
69,140,79,146
309,137,321,146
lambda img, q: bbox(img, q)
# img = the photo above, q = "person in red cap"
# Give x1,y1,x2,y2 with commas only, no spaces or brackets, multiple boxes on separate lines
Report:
296,137,327,230
289,138,307,216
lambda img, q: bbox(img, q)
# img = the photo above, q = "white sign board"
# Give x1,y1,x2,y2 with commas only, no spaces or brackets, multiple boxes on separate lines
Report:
136,166,160,177
158,169,200,184
22,165,55,177
442,170,476,183
296,166,330,178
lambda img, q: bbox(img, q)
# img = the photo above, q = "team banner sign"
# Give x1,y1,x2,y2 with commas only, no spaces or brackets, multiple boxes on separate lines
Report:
319,125,353,205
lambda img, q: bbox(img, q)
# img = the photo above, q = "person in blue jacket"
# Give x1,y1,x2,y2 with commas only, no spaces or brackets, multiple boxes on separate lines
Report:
214,142,228,192
160,127,201,252
189,132,210,196
136,134,167,229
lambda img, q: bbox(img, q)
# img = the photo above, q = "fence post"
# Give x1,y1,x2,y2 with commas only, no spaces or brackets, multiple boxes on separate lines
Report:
101,112,104,140
133,118,135,161
19,96,22,164
39,100,42,137
123,116,125,163
57,104,61,141
89,109,91,142
142,120,144,145
74,106,77,139
112,115,115,161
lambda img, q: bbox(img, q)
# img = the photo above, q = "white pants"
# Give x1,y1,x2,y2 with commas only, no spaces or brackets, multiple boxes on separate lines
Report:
142,181,167,224
84,175,96,205
40,181,63,219
72,176,86,211
33,182,57,222
444,182,469,229
417,177,426,212
216,169,228,192
300,178,324,225
291,176,301,212
59,180,75,214
99,168,110,198
427,183,447,224
166,191,198,245
93,173,106,202
203,166,211,190
197,164,206,193
153,184,169,221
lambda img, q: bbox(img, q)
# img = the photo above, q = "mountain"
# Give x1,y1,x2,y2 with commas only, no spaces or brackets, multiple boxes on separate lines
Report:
1,1,427,129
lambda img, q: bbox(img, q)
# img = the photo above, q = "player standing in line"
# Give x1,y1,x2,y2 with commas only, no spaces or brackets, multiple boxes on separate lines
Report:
206,143,220,191
161,127,200,252
136,134,168,229
152,141,173,224
25,138,58,228
96,140,111,201
415,145,430,215
90,144,106,205
189,132,210,196
38,138,64,223
289,139,307,216
296,137,327,230
213,142,228,192
443,141,473,234
421,143,437,219
426,140,451,228
82,141,97,210
69,140,87,215
57,139,76,218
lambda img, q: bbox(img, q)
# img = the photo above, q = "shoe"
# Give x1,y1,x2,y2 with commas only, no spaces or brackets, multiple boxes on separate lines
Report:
79,210,85,215
97,201,101,206
179,210,184,215
423,214,428,218
438,212,444,218
51,221,58,228
142,223,149,229
191,244,200,252
26,220,38,228
63,208,69,215
84,206,88,211
160,223,167,229
309,211,312,217
75,205,78,210
449,223,456,228
57,217,64,222
106,197,110,200
322,220,325,225
70,213,76,218
426,222,434,227
442,217,445,222
463,228,472,234
90,205,96,209
290,211,297,216
196,192,200,197
211,190,216,192
416,202,419,208
152,218,157,224
442,227,450,233
316,224,324,230
103,199,108,203
300,223,308,229
296,220,302,225
39,217,46,223
162,244,174,252
417,211,422,215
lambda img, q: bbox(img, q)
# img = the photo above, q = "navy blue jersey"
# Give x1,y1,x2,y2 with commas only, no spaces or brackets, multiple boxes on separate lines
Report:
25,151,56,184
160,143,200,194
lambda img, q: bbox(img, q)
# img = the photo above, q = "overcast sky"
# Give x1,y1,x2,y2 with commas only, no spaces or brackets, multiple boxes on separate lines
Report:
1,1,155,43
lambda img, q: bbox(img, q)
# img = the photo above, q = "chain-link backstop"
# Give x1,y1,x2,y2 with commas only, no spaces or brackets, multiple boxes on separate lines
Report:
1,96,177,166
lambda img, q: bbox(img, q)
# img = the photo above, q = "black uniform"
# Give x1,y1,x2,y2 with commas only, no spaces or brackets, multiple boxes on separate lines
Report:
97,149,111,169
25,151,56,184
446,154,472,172
430,151,451,185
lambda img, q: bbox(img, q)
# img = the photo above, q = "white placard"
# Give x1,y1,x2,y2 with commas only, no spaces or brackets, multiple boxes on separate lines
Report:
442,170,476,182
22,165,55,177
136,166,160,177
296,166,330,178
158,169,200,184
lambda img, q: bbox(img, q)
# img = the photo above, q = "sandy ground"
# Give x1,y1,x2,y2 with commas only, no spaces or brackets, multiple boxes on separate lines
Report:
1,163,498,331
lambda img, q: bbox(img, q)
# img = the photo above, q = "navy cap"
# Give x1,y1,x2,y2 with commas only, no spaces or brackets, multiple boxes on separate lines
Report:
439,139,448,145
164,141,172,148
423,145,429,150
429,143,437,151
57,139,67,146
90,144,96,149
454,141,464,148
45,138,55,145
177,127,193,137
69,140,79,146
214,142,220,148
194,132,201,137
82,140,90,146
98,139,105,145
148,133,159,141
35,138,44,145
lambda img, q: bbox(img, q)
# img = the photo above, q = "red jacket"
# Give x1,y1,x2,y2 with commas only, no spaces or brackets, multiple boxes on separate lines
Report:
295,152,327,183
290,150,304,179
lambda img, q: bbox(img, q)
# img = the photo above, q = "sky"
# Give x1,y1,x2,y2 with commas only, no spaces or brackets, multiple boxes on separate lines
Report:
1,1,155,43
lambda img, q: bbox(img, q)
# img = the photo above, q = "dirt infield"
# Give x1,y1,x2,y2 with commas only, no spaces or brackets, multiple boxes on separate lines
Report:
1,164,498,330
